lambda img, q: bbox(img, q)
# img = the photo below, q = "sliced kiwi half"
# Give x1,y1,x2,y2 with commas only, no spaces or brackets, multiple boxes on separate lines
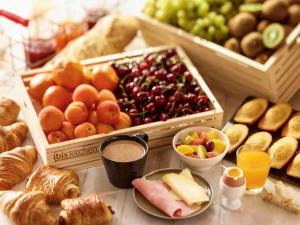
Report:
239,3,263,13
262,23,284,49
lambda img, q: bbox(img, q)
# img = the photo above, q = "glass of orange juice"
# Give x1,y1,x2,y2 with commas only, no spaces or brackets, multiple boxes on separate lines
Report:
236,144,271,194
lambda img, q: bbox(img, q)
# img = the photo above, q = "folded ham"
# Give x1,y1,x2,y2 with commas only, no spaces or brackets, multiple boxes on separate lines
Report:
132,178,199,217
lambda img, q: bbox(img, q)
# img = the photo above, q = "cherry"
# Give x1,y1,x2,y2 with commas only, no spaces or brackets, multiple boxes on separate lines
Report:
175,141,182,147
146,102,156,113
136,91,149,102
154,95,166,107
151,85,162,96
131,67,141,77
133,117,142,126
184,71,193,84
116,65,130,77
205,141,215,151
166,73,176,83
193,86,201,95
175,91,183,102
144,117,152,124
154,69,167,80
128,108,138,119
160,113,169,121
171,63,186,74
199,95,209,104
166,49,177,58
125,82,135,93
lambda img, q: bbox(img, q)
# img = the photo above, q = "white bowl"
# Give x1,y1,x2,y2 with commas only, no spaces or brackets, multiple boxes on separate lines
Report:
172,126,230,171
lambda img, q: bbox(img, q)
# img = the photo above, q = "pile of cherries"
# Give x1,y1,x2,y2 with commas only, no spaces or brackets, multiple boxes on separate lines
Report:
112,49,211,126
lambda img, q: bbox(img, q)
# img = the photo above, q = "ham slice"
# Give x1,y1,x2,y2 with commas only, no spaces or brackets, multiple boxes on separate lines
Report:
132,178,200,217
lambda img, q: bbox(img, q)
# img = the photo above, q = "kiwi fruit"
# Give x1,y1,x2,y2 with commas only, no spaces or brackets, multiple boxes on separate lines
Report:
241,32,265,58
228,12,257,39
257,20,270,32
263,23,285,49
255,51,273,63
288,4,300,25
262,0,288,22
224,38,241,53
239,3,263,14
283,24,294,37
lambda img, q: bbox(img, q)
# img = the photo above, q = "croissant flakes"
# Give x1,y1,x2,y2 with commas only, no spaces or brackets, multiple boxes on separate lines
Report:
0,190,57,225
26,165,80,204
0,145,37,190
59,193,113,225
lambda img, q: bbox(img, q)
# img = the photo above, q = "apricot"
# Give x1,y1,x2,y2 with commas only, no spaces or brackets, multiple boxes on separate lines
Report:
65,101,89,125
96,100,120,125
96,123,114,134
73,84,98,107
28,73,54,102
97,89,117,104
38,106,64,132
61,121,75,140
43,85,72,111
91,64,119,91
74,122,96,138
114,112,132,130
47,131,68,144
88,110,99,126
52,61,86,89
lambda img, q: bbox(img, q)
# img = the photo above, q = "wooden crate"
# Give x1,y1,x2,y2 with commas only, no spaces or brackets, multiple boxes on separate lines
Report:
17,46,223,170
137,14,300,103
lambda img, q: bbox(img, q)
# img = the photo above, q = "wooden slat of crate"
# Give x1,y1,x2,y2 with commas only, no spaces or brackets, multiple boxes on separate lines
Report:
18,45,223,170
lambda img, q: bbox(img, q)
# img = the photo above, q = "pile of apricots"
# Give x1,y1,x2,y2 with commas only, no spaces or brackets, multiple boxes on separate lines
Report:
29,61,131,144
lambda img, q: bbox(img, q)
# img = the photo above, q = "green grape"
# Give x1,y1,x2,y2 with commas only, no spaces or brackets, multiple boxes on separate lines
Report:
202,17,211,27
186,20,196,32
207,11,217,24
196,18,205,28
186,1,195,11
177,10,186,18
191,25,201,35
155,10,168,22
214,15,225,27
145,0,157,7
220,24,229,36
144,7,156,17
214,28,225,42
178,18,188,28
198,29,207,39
220,1,233,15
197,2,210,17
208,25,216,37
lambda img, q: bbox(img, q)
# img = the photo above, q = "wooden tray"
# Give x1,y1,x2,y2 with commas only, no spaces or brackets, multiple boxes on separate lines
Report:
138,14,300,103
223,96,300,187
17,45,223,170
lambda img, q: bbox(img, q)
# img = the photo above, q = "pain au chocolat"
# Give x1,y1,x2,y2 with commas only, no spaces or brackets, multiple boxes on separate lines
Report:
245,131,272,151
258,103,292,132
287,153,300,179
224,124,249,153
234,98,268,125
269,137,298,170
282,113,300,139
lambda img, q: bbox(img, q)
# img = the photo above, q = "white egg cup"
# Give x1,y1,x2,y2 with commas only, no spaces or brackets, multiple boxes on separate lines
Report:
219,178,246,211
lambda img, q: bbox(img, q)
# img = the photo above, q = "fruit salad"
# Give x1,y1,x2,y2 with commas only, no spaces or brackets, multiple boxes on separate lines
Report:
176,130,227,159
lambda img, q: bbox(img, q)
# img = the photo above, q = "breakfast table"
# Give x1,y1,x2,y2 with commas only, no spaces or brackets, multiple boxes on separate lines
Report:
1,1,300,225
1,61,300,225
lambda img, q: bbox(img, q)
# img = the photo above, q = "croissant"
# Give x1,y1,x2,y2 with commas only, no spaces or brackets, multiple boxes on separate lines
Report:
0,122,28,152
59,193,113,225
0,190,58,225
26,165,80,204
0,97,20,126
0,145,37,190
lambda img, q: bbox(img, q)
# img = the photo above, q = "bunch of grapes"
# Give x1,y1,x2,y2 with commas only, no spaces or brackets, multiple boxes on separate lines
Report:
144,0,238,43
112,49,211,126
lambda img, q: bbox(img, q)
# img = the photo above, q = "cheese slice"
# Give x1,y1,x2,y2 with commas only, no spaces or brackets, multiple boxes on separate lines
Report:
169,169,195,200
162,170,209,206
